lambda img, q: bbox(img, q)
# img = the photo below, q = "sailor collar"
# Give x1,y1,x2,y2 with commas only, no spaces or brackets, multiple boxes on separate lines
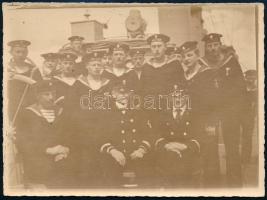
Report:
8,59,32,74
184,62,210,81
26,104,63,118
54,75,76,86
105,67,132,77
147,55,176,69
78,75,110,90
200,54,233,70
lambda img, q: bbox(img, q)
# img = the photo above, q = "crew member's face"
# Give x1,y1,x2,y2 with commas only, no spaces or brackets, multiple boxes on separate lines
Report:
71,40,82,52
205,41,221,58
43,59,58,76
10,46,28,62
112,50,126,67
101,55,109,66
60,60,75,75
150,41,166,58
132,54,145,69
182,50,199,69
174,54,182,62
245,75,257,90
86,60,104,76
37,91,56,109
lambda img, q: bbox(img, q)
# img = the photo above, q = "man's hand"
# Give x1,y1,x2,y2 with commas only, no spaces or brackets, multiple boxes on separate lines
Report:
109,149,126,166
54,153,67,162
165,142,187,152
7,124,16,141
130,148,146,160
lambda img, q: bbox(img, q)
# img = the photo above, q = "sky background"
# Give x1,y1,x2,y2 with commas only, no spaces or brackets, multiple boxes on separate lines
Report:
3,3,257,71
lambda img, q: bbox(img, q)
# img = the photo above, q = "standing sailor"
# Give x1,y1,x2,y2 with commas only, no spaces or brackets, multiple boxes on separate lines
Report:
62,51,112,187
40,53,61,80
201,33,247,187
103,43,134,88
127,46,148,94
7,40,42,122
180,41,221,187
52,52,78,106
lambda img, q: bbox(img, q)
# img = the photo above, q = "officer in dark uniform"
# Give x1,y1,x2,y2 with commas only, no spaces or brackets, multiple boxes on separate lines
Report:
99,82,153,187
102,43,134,89
180,41,221,187
40,53,61,80
16,80,70,188
201,33,247,187
154,84,201,187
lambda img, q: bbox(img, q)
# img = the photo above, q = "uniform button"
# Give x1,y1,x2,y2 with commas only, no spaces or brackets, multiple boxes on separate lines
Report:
121,110,126,115
130,118,134,123
132,129,136,133
170,131,174,135
121,130,125,134
186,122,190,125
121,120,124,124
133,139,136,143
184,132,187,136
122,140,126,143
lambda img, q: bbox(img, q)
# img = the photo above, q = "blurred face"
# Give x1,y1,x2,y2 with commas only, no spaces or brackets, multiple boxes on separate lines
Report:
112,50,126,67
86,60,104,76
174,54,182,62
43,59,58,76
132,54,145,69
182,50,199,69
71,40,82,52
101,55,109,66
37,91,56,109
60,60,75,75
205,41,222,59
245,75,257,90
10,46,28,62
150,41,166,58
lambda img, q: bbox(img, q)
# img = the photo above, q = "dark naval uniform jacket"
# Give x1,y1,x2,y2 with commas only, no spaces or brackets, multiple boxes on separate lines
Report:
102,67,136,89
100,103,152,158
61,75,113,186
141,56,186,97
16,104,65,186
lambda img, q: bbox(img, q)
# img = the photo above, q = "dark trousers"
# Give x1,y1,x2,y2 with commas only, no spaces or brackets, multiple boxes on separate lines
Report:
200,132,221,187
156,148,201,188
240,113,255,164
222,115,243,187
100,153,155,188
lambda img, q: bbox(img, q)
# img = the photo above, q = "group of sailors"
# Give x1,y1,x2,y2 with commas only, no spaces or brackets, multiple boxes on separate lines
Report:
6,32,257,189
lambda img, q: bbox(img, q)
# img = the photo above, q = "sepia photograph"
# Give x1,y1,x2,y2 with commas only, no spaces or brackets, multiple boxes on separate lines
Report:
2,2,265,196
